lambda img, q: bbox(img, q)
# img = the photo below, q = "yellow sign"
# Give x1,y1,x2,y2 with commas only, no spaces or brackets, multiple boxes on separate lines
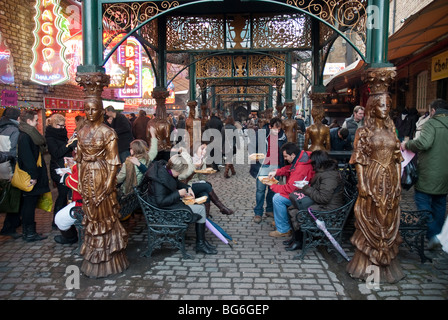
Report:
432,50,448,81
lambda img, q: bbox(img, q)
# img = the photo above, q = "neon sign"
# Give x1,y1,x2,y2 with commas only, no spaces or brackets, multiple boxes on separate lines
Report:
118,38,142,98
30,0,70,86
0,31,14,85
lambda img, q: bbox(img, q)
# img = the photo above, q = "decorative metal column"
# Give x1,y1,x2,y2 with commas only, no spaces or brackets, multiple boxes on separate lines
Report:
75,0,128,278
346,0,404,284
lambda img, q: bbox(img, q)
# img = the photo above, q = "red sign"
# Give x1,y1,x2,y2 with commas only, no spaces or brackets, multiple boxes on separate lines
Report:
44,97,84,110
30,0,69,85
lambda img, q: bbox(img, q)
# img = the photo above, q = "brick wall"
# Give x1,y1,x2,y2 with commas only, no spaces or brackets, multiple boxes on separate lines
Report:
0,0,86,109
389,0,434,35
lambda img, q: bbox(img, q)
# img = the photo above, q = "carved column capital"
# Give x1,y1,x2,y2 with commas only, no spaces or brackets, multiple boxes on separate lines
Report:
362,67,397,95
308,92,328,107
75,72,110,98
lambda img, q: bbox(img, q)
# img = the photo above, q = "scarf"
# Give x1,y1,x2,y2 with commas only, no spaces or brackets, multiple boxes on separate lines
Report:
19,122,47,154
124,159,138,195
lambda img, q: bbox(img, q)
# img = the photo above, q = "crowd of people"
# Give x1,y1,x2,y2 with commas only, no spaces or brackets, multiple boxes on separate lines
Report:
0,99,446,265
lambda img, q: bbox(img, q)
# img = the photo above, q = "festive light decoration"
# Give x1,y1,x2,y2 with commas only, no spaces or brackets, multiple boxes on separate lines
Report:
118,37,142,98
30,0,70,86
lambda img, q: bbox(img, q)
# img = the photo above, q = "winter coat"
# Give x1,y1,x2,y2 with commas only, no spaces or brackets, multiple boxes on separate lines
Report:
302,159,345,211
222,123,239,157
132,115,150,141
17,131,50,196
342,115,363,141
395,108,419,140
142,160,192,212
45,126,73,183
249,126,287,178
111,113,134,153
270,150,315,199
405,108,448,195
0,117,19,179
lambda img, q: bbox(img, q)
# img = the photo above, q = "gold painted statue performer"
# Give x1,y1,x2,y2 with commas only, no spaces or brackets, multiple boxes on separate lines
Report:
77,97,129,278
346,82,404,283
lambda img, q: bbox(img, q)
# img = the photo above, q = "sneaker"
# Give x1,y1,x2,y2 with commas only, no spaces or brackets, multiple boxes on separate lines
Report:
253,216,262,224
265,211,274,218
269,230,292,237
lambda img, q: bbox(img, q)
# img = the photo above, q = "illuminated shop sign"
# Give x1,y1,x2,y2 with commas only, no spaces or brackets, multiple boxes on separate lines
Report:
30,0,70,86
0,31,14,85
118,38,142,98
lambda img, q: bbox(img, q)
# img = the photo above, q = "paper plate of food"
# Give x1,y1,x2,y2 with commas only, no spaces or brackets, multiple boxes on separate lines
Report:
194,168,217,174
258,176,279,186
249,153,265,161
182,195,208,205
294,180,309,188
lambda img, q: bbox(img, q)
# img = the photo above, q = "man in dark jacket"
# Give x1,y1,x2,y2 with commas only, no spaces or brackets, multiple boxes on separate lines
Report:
105,106,134,163
17,110,50,242
329,127,352,151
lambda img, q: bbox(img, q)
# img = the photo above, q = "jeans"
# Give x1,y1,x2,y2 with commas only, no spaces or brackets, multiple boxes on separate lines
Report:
414,190,447,240
273,193,292,233
254,164,277,216
191,181,212,203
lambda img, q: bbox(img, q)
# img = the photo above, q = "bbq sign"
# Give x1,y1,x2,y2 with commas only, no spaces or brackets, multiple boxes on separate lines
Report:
30,0,70,86
118,38,142,98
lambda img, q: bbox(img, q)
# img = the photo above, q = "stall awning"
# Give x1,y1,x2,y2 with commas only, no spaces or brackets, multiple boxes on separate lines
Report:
323,59,365,92
388,0,448,62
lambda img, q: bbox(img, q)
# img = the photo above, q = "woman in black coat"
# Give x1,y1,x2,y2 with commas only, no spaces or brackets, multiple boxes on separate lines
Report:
140,152,218,254
17,110,50,242
45,114,74,228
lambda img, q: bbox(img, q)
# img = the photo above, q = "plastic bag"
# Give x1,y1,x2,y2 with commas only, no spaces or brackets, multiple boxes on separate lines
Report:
401,160,418,190
37,191,53,212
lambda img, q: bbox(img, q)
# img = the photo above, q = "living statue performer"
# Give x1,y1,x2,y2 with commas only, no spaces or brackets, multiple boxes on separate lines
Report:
304,105,330,151
77,97,129,278
283,103,298,143
346,67,404,283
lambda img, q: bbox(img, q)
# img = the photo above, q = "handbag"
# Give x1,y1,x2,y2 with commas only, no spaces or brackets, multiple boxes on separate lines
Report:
37,191,53,212
0,180,21,213
289,191,315,210
11,162,33,192
11,152,42,192
401,159,418,190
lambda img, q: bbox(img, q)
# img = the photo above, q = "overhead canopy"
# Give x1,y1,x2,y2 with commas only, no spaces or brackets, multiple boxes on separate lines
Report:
323,59,365,92
388,0,448,62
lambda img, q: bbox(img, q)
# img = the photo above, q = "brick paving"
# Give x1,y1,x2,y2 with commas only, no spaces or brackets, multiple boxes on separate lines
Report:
0,151,447,302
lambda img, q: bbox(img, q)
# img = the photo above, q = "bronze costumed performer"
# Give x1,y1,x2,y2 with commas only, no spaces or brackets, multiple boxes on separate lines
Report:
77,97,129,278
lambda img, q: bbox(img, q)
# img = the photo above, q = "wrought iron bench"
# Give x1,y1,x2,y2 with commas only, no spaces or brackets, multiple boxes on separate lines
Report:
293,181,358,262
399,209,432,263
68,191,141,256
134,186,198,259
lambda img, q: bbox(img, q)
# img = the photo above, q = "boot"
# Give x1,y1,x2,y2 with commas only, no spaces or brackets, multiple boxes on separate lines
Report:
230,165,236,176
204,202,212,218
54,225,78,244
195,223,218,255
209,190,234,215
22,223,47,242
285,230,304,251
224,164,230,178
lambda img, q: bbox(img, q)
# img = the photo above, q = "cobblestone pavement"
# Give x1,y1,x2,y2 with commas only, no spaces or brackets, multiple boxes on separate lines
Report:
0,153,447,303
